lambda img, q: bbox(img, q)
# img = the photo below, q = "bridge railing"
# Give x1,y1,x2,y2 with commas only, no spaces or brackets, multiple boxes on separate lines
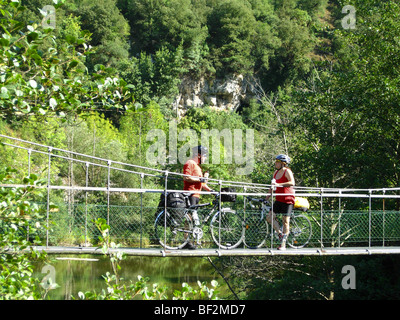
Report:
1,134,400,250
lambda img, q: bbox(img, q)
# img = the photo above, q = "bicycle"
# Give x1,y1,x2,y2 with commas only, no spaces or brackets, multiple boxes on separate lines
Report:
243,196,312,249
154,193,244,250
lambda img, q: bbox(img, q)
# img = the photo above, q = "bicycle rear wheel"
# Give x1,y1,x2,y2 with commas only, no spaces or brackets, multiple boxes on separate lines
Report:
210,209,244,249
287,214,312,249
154,210,192,250
243,212,268,249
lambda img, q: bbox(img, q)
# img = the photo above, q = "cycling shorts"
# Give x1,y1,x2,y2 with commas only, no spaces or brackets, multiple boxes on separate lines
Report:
272,200,294,217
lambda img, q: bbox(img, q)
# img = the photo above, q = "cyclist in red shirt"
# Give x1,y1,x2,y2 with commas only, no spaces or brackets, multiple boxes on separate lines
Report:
265,154,295,250
183,146,213,205
182,145,213,249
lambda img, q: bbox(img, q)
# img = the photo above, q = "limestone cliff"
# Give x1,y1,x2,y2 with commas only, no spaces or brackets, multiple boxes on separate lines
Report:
173,74,256,116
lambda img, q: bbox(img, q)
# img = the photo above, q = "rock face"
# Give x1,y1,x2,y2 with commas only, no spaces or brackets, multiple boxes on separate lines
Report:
173,74,255,116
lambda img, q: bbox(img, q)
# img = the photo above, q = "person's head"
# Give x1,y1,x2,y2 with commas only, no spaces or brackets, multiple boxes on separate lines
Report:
192,145,208,164
275,154,290,169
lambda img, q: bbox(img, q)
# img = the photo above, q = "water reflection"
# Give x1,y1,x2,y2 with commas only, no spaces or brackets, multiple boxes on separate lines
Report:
35,256,227,300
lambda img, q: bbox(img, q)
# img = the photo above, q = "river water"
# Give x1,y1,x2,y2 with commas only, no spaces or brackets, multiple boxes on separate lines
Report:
36,255,229,300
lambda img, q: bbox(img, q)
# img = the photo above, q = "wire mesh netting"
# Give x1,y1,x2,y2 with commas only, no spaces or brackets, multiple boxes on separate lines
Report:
38,203,400,249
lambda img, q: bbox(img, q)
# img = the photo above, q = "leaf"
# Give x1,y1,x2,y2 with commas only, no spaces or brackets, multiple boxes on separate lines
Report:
28,80,37,88
0,38,10,47
78,292,85,299
68,60,79,69
27,32,39,43
49,98,57,109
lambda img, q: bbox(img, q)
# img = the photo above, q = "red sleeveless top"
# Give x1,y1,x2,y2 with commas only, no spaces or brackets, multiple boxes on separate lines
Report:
273,168,295,204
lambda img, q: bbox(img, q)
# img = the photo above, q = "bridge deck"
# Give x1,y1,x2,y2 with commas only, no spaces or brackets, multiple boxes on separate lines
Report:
32,246,400,257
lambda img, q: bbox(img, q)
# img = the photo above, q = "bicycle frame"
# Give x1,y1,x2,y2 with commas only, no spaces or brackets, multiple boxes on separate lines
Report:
244,196,312,249
155,193,244,250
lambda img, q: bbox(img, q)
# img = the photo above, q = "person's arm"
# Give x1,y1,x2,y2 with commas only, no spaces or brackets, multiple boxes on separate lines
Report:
200,172,213,192
183,175,202,183
265,172,276,200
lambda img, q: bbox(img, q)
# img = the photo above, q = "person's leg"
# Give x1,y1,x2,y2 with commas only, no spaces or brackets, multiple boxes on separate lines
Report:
266,210,281,233
282,215,290,235
278,204,293,250
183,196,200,250
281,203,293,235
189,196,199,207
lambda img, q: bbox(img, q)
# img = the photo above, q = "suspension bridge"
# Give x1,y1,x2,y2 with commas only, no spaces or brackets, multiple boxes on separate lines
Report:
2,134,400,257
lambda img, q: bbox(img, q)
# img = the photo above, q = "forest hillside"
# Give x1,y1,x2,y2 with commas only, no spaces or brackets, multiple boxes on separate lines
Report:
1,0,399,204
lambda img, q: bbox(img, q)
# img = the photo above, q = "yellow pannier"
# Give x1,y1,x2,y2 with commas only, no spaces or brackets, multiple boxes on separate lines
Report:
294,197,310,211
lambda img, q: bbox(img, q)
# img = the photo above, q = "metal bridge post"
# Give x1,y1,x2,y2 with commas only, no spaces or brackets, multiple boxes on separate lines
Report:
26,148,32,242
140,173,144,249
338,190,342,248
218,180,222,250
382,189,386,247
107,160,111,226
85,162,89,247
369,189,372,248
270,185,274,250
46,147,53,248
243,186,247,249
163,171,169,252
320,188,324,249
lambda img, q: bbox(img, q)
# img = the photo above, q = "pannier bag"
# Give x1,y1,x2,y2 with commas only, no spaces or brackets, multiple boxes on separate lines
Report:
155,192,188,223
294,197,310,211
157,192,188,209
220,187,236,202
167,192,187,208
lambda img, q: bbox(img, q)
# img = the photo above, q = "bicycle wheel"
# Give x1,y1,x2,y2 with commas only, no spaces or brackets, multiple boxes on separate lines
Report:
287,214,312,249
154,210,192,250
210,209,244,249
243,212,268,249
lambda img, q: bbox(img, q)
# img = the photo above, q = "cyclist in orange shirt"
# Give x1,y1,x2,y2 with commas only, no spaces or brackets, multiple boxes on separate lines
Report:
183,145,213,206
182,146,213,249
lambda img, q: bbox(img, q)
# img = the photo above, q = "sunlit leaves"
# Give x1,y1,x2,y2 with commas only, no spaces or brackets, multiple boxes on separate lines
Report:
0,0,133,119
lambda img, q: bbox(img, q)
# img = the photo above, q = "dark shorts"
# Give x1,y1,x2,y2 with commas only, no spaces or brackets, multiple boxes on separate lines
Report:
272,201,294,216
189,196,200,207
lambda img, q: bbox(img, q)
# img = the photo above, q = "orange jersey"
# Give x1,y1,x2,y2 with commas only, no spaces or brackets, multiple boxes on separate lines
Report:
183,159,203,198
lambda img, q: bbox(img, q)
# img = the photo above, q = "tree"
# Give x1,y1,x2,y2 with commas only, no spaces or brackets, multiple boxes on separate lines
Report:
0,0,133,120
207,0,278,77
117,44,186,108
293,0,400,195
74,0,130,70
0,168,53,300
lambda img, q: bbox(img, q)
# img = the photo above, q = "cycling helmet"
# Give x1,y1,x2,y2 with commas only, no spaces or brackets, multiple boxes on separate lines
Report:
275,154,291,165
193,145,208,157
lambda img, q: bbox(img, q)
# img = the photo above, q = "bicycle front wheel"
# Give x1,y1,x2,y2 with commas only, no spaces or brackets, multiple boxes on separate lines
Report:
210,209,244,249
287,214,312,249
154,210,192,250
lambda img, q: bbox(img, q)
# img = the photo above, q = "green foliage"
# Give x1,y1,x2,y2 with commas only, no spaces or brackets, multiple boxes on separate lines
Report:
118,45,186,105
0,0,133,119
293,0,400,192
0,167,55,300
